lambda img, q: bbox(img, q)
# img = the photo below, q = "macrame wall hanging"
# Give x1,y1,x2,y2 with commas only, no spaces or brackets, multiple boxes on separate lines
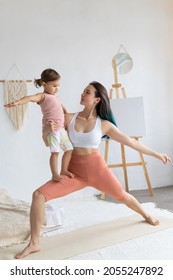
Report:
1,64,32,129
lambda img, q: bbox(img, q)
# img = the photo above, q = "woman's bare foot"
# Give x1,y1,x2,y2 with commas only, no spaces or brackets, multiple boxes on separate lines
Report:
144,215,160,226
15,243,40,259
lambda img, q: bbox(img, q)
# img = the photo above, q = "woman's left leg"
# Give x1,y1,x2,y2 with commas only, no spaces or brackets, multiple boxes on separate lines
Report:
96,176,159,225
88,153,159,226
120,192,159,225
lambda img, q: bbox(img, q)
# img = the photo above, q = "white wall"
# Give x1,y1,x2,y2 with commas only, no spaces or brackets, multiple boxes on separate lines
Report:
0,0,173,202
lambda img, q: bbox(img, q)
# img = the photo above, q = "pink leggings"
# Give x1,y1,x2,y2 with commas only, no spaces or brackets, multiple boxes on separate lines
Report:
37,152,126,201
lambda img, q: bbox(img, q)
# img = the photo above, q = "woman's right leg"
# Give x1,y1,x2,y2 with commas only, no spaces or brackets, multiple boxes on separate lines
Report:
15,190,46,259
15,176,87,259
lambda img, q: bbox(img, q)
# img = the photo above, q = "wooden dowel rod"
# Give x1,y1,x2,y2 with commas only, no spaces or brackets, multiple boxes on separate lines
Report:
107,161,147,168
0,80,32,83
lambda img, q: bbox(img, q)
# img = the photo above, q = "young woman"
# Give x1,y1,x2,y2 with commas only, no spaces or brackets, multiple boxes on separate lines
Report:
15,81,171,259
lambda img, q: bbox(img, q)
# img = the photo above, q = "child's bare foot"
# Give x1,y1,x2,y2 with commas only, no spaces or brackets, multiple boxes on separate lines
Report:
52,174,66,181
60,170,75,178
144,215,160,226
15,242,40,259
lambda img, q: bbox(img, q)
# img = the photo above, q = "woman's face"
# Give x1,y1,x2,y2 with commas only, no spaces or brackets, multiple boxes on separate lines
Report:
80,84,100,107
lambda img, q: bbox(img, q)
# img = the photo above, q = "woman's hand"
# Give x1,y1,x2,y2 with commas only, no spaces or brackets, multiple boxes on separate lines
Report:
49,120,59,131
156,153,171,164
42,121,59,146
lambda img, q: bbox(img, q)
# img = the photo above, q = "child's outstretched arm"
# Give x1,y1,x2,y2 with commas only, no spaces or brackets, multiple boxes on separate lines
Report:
4,93,44,108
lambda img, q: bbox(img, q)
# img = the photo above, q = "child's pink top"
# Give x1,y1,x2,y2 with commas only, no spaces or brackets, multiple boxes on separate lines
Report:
39,93,64,128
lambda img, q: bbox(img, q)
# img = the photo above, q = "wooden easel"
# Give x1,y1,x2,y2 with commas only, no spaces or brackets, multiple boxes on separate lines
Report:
100,57,154,199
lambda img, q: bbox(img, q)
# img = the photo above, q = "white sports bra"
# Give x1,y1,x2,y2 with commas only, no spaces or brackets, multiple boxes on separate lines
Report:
67,113,103,148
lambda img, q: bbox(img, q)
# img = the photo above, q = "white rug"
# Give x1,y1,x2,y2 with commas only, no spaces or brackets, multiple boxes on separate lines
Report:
0,213,173,260
0,188,64,247
1,195,173,260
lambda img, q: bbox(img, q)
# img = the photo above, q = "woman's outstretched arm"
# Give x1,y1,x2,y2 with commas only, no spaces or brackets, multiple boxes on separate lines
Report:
102,120,171,164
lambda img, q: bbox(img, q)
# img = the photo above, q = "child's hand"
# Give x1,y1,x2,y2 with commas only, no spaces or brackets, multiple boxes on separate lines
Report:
4,101,18,108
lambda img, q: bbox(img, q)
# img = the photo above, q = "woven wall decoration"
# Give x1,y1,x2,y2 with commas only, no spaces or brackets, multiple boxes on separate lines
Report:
2,64,32,129
4,80,28,129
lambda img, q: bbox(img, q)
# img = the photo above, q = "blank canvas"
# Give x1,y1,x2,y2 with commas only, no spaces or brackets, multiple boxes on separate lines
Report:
110,97,146,137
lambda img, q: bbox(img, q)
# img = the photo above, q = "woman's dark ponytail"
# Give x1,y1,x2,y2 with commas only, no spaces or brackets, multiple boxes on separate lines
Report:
89,81,117,138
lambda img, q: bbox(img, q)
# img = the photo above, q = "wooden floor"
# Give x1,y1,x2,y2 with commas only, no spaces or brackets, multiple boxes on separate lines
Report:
98,185,173,212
